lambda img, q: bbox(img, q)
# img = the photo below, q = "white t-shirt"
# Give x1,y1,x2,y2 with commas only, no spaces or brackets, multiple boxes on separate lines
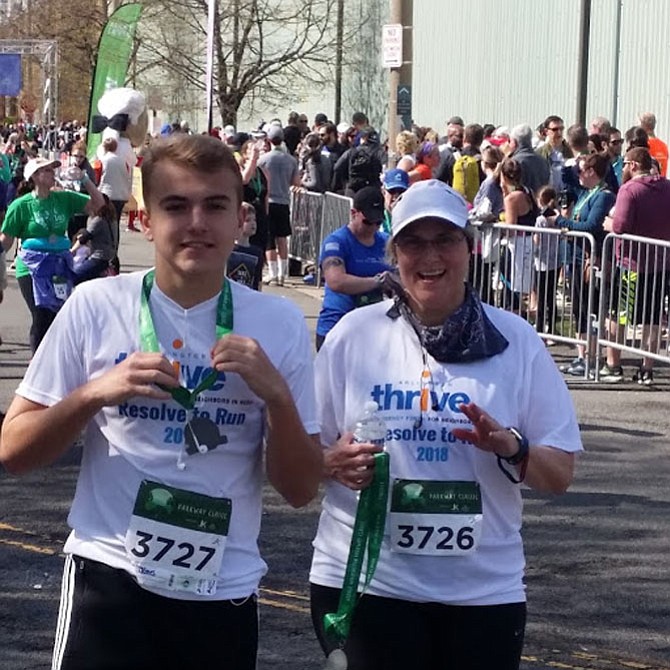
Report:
17,271,318,600
310,300,582,606
99,151,132,201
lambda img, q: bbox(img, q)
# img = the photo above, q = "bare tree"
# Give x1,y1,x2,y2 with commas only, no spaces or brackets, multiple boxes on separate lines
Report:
135,0,338,126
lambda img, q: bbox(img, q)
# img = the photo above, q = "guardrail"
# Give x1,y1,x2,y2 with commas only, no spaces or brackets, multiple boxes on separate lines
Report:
288,190,352,284
595,232,670,376
290,203,670,381
470,222,599,376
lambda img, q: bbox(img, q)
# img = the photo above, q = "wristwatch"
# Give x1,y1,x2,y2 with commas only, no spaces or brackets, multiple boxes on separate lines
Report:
501,427,529,465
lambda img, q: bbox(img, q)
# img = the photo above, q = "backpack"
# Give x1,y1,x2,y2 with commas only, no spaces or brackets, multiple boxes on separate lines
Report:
348,144,381,190
452,154,480,204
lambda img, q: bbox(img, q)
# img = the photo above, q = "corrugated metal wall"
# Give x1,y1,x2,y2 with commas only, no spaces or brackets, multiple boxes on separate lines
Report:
413,0,670,139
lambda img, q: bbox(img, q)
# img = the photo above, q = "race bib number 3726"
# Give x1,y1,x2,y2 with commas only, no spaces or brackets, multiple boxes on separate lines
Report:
389,479,483,556
124,480,231,596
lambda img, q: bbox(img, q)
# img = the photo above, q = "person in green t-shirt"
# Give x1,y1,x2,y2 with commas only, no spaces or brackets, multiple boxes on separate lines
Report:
0,156,105,352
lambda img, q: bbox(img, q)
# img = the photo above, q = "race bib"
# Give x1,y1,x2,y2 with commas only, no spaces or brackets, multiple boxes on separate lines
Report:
389,480,483,556
52,276,69,301
125,480,231,595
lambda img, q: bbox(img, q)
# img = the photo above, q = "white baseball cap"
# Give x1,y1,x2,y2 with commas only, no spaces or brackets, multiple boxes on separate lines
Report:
24,157,61,182
391,179,469,238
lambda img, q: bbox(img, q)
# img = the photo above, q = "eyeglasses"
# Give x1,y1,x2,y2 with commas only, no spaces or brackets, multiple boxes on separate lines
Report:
548,126,564,132
609,139,623,145
72,154,85,158
298,118,308,124
395,233,466,254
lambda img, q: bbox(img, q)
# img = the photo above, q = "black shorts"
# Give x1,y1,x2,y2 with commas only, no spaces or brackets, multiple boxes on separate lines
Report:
615,269,667,326
267,202,291,249
53,555,258,670
310,583,526,670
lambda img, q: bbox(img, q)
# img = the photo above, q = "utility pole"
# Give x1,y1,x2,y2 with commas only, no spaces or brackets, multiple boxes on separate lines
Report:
334,0,344,123
387,0,412,160
575,0,592,125
611,0,623,126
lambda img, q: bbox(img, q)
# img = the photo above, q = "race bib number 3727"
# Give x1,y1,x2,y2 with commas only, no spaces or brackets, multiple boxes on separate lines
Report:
125,480,231,596
389,479,483,556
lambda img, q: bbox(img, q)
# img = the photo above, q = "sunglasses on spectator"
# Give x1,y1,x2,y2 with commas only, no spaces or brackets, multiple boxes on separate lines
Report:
72,153,85,158
548,126,564,131
609,139,623,145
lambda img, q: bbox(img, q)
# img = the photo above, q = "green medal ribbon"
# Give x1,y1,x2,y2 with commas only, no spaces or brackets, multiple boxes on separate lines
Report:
139,270,233,409
323,451,390,645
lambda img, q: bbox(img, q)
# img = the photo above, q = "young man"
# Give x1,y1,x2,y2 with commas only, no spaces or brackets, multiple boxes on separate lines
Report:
0,134,321,669
258,125,300,286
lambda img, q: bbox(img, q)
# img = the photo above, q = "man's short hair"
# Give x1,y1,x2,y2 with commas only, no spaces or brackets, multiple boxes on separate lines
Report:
142,134,243,208
567,124,589,151
288,111,299,125
625,125,649,149
626,147,652,171
581,152,610,179
638,112,656,132
543,115,564,129
464,123,484,147
590,116,611,135
447,115,464,127
352,111,368,126
510,124,533,148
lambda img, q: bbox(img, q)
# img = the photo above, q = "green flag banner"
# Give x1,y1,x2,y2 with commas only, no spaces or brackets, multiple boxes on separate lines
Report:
86,3,143,161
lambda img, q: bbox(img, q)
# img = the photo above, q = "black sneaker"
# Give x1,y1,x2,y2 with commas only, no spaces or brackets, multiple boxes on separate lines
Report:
599,364,624,383
632,367,654,386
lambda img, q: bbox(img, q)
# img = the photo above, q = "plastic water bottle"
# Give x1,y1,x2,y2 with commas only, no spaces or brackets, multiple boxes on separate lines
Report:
353,401,386,450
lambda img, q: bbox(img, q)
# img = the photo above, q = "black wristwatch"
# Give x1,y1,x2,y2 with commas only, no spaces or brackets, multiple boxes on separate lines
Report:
500,427,529,465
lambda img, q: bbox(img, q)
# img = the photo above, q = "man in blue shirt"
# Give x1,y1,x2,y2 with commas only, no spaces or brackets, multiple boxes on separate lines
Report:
316,186,391,350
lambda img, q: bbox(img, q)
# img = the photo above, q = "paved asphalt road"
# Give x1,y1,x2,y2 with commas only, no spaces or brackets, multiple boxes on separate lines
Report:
1,230,669,669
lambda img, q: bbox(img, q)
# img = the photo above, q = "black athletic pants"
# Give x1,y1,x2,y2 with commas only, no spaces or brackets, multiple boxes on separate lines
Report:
53,555,258,670
17,274,57,353
311,583,526,670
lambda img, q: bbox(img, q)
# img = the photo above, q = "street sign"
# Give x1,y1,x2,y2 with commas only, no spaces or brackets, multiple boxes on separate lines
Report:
397,85,412,130
382,24,403,68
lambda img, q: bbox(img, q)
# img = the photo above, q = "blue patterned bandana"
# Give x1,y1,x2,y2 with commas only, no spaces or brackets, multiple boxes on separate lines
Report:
385,281,509,363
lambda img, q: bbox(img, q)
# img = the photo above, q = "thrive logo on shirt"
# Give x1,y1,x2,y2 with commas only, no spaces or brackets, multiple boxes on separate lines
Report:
370,383,470,413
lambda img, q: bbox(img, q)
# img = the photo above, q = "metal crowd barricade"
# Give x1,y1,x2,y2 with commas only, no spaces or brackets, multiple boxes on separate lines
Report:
595,233,670,376
469,222,598,377
288,189,324,272
317,192,352,285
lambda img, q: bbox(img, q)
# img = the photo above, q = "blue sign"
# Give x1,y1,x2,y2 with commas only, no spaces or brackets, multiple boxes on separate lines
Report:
0,54,22,96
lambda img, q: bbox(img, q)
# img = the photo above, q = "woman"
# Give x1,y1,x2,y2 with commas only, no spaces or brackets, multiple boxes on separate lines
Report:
395,131,419,173
70,194,118,284
310,179,581,670
0,156,105,352
69,140,97,185
499,158,538,312
409,141,440,183
239,137,270,253
550,152,615,377
470,146,505,303
300,132,329,193
99,137,132,239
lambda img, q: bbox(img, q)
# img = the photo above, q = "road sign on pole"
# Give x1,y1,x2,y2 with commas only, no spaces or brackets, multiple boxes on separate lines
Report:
382,24,403,68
